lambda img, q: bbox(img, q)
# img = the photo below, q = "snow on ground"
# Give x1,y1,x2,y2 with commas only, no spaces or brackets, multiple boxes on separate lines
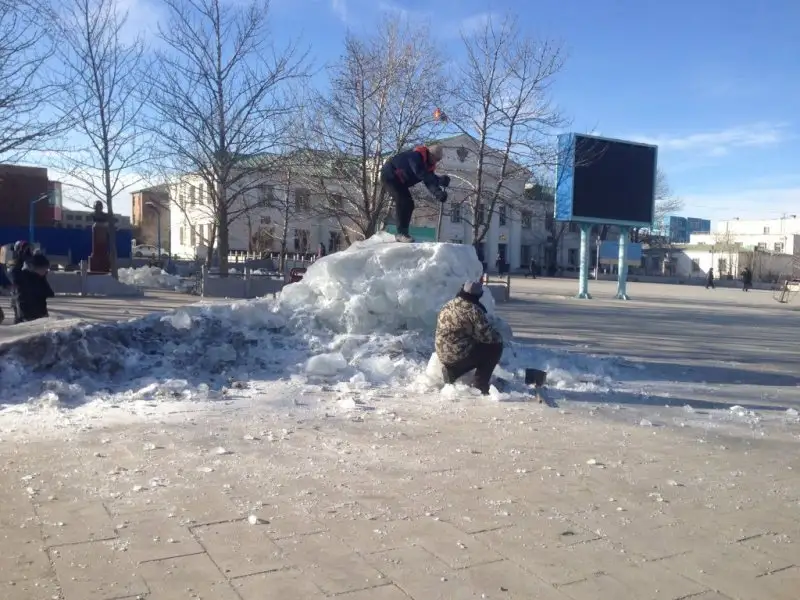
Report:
118,265,188,291
1,232,798,441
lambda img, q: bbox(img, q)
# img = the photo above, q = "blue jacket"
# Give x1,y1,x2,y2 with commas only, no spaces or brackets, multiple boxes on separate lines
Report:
381,146,443,196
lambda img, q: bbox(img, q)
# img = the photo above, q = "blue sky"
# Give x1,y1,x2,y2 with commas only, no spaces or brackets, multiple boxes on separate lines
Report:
108,0,800,223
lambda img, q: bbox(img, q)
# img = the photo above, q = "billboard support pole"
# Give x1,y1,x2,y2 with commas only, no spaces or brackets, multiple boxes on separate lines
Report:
576,223,592,299
615,226,631,300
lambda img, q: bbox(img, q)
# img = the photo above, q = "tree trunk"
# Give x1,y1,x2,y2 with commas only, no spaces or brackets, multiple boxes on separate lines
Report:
105,185,119,279
205,221,217,270
217,189,229,277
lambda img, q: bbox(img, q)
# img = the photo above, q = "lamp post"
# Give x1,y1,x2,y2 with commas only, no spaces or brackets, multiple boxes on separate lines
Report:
29,192,50,244
145,201,162,261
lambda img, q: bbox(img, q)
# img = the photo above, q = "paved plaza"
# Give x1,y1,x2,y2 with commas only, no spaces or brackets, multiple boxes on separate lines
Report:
1,279,798,599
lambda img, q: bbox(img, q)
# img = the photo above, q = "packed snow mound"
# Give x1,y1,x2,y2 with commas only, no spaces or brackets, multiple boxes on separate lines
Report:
279,232,494,334
118,265,186,290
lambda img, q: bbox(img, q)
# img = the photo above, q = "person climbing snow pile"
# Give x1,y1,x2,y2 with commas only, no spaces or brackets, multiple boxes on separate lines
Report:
380,143,451,243
435,280,504,395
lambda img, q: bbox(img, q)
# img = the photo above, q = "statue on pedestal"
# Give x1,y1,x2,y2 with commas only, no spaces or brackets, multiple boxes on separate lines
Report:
88,201,111,273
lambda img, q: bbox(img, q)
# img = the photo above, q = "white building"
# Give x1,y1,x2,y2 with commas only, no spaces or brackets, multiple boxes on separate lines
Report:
169,134,541,270
701,215,800,255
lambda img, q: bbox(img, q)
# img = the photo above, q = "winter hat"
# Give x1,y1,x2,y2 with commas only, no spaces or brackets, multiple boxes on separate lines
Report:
463,280,483,296
30,253,50,269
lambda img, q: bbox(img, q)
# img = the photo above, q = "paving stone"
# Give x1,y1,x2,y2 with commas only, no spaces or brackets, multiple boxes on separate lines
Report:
193,520,286,578
475,530,637,585
336,583,411,599
0,577,62,600
138,552,240,599
409,520,503,569
0,527,53,582
328,518,418,554
657,544,795,600
610,521,710,560
49,539,148,600
456,559,570,599
113,509,204,564
596,562,706,600
277,532,386,595
364,545,477,599
36,501,116,547
232,568,326,600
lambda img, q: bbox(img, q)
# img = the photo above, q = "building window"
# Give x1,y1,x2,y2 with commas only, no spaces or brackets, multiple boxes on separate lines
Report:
260,215,271,225
179,227,185,245
757,242,767,251
450,202,461,223
521,211,532,229
545,211,554,232
293,228,310,253
691,259,700,272
568,248,578,266
329,193,343,209
189,185,196,205
774,242,784,253
258,184,275,207
568,222,580,233
476,204,485,226
763,226,770,234
295,188,311,212
199,183,205,204
190,227,196,247
498,204,507,227
328,231,342,252
520,244,531,265
718,258,727,274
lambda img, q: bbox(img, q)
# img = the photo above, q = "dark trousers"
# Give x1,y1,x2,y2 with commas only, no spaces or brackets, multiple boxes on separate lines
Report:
381,175,414,234
442,342,503,395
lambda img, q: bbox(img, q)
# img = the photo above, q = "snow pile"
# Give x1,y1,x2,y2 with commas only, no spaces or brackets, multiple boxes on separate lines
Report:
0,232,617,412
118,265,186,291
279,233,494,333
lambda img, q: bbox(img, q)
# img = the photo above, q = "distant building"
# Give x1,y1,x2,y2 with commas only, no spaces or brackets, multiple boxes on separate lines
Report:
131,185,170,251
659,215,711,243
59,207,131,230
0,164,63,228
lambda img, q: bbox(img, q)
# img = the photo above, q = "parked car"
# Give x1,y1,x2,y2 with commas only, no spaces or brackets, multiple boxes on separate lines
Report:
133,244,169,259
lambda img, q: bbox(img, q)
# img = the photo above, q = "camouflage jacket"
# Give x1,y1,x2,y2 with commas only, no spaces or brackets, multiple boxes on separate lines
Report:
435,293,503,365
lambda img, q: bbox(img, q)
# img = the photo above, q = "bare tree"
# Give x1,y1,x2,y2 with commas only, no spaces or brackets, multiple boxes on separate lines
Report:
0,0,66,161
146,0,308,276
54,0,149,277
652,168,684,227
304,21,445,240
440,14,569,250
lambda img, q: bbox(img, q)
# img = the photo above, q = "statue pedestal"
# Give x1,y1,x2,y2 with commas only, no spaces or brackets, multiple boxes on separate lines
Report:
88,221,110,273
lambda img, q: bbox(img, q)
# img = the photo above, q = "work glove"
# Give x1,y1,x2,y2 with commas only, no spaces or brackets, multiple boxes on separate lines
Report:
440,174,451,188
437,189,448,203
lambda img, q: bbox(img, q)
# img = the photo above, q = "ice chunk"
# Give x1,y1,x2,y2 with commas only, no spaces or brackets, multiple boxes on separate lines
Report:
119,266,186,290
306,353,348,376
279,233,492,334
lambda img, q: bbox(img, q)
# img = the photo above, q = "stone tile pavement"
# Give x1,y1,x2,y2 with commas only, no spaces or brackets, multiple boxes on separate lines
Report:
1,401,798,600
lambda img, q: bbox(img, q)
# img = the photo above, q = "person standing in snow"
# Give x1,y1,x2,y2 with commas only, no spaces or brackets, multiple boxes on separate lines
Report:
705,268,715,290
435,280,504,395
14,253,55,323
741,267,753,291
380,144,450,243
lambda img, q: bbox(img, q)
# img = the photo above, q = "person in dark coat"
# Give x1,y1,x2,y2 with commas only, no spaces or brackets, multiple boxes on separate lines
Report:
528,258,537,279
380,144,450,243
705,268,715,290
15,253,55,323
741,267,753,291
7,241,34,324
